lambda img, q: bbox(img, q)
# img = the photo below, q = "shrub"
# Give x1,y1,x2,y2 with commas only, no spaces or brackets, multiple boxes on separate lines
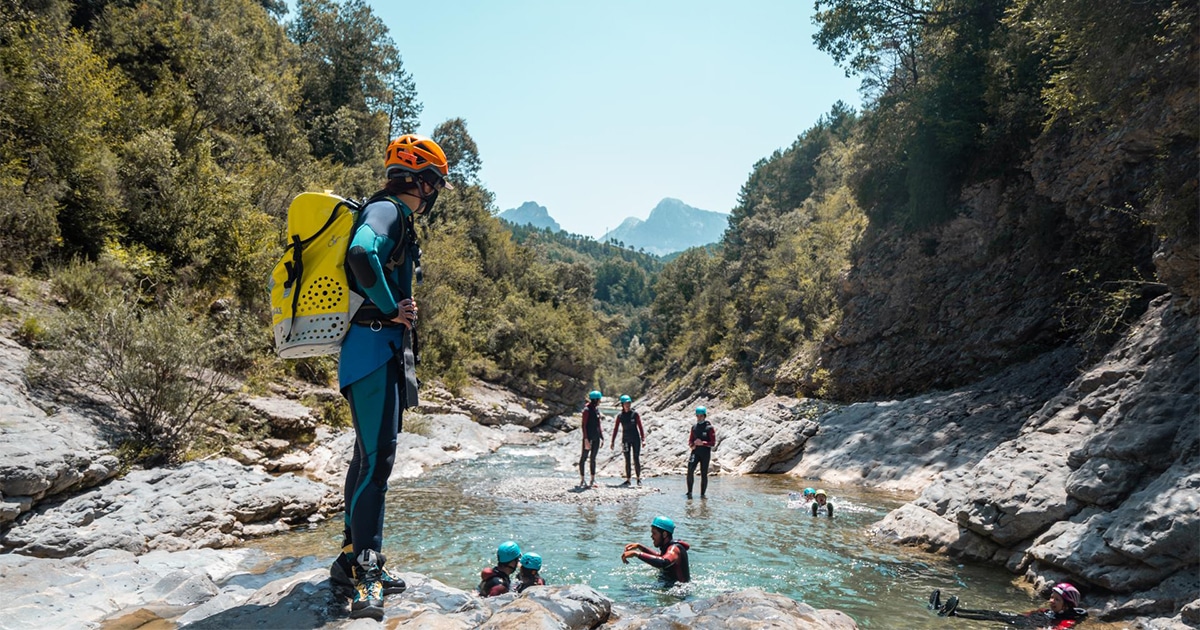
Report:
34,291,232,466
16,316,49,347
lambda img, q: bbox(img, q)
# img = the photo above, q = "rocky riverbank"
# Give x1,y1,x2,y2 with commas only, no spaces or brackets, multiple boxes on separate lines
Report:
1,546,856,629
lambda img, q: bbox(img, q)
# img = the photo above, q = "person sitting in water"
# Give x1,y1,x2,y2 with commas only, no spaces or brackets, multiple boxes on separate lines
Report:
621,515,690,584
811,489,833,517
478,540,521,597
515,552,546,593
930,582,1088,628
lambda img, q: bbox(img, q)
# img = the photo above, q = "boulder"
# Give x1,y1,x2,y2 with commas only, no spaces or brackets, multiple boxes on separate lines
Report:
1,459,336,558
790,346,1079,493
874,298,1199,623
606,588,857,629
0,337,120,528
0,547,267,630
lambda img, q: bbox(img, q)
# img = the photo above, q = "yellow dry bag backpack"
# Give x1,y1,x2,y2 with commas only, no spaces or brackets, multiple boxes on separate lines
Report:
269,191,364,358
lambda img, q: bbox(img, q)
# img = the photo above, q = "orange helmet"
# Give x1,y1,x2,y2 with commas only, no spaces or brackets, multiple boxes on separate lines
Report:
385,134,452,188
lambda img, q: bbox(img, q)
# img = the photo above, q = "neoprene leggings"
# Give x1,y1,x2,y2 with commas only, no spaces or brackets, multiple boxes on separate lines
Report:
579,439,600,478
687,448,711,495
343,360,401,556
623,441,642,479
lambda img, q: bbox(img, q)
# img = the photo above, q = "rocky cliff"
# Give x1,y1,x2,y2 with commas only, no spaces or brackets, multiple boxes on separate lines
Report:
873,296,1198,624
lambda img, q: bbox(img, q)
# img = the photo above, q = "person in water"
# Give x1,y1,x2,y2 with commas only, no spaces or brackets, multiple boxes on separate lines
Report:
332,134,452,620
930,582,1088,628
611,394,645,486
579,390,604,488
515,552,546,593
479,541,522,597
812,488,833,517
622,515,691,584
686,406,716,499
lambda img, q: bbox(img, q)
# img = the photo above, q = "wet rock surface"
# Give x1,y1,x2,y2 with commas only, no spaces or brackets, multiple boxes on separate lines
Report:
1,458,337,558
788,346,1079,493
608,588,857,629
872,299,1199,618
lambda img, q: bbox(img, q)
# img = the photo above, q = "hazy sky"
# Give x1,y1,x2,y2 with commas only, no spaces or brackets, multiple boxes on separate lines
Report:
355,1,862,237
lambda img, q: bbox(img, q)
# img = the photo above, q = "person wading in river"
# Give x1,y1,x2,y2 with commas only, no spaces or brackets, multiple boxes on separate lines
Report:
621,515,690,584
686,406,716,499
611,394,645,486
930,582,1088,628
479,541,522,597
579,390,604,488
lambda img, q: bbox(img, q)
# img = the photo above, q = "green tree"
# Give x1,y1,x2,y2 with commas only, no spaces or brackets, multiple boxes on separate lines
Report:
432,117,483,186
288,0,420,164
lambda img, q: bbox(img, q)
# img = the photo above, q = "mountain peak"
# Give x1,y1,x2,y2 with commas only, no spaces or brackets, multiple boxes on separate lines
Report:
602,199,727,255
499,201,561,232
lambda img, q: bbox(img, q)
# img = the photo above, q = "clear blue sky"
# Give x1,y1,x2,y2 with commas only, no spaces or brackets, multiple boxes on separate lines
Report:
339,1,861,238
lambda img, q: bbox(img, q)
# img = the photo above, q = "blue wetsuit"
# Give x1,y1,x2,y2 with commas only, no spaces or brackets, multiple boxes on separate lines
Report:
339,194,419,557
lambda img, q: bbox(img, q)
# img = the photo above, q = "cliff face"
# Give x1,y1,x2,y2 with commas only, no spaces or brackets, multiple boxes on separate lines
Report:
821,80,1195,399
873,296,1198,623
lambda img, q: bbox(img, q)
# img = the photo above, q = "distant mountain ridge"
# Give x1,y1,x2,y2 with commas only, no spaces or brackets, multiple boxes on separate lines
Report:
603,198,727,256
499,201,560,232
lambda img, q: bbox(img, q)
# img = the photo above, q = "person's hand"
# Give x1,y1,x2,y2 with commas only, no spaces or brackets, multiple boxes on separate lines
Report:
624,543,639,552
621,549,638,564
390,298,418,329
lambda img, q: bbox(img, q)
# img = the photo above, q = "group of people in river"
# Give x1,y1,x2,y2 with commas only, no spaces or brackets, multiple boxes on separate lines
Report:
578,390,716,499
477,541,545,597
326,135,1085,626
477,513,690,598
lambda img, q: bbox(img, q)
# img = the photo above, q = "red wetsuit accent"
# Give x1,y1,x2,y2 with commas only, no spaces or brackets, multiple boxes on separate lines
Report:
478,566,511,597
636,539,691,583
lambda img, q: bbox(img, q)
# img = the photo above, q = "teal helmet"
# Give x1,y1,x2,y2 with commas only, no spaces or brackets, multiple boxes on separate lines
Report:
619,395,632,404
803,487,816,497
497,540,522,563
520,552,542,571
695,406,707,416
588,390,602,401
651,515,675,534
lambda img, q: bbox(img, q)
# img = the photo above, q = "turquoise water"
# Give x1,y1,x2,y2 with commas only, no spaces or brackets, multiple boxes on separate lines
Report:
254,445,1073,628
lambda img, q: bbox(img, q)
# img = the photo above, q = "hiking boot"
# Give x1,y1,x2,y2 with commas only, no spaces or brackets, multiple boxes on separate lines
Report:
377,553,407,595
332,549,406,596
330,548,356,595
636,478,641,486
350,549,385,621
620,479,631,486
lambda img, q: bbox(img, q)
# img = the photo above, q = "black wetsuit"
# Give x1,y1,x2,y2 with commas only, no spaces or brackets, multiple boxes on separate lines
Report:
953,606,1088,628
615,410,644,480
636,539,691,584
812,500,833,517
687,419,715,497
578,402,602,480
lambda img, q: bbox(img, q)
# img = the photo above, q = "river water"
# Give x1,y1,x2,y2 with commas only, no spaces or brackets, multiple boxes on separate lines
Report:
252,444,1112,629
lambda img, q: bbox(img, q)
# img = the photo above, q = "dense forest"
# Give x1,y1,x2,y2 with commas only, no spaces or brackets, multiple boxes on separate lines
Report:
0,0,653,461
643,0,1197,403
1,0,1195,461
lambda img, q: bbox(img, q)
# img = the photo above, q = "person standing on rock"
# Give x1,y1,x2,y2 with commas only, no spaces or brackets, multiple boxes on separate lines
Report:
621,515,690,584
579,390,604,488
686,406,716,499
479,541,522,597
611,394,645,486
331,134,453,621
930,582,1087,628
